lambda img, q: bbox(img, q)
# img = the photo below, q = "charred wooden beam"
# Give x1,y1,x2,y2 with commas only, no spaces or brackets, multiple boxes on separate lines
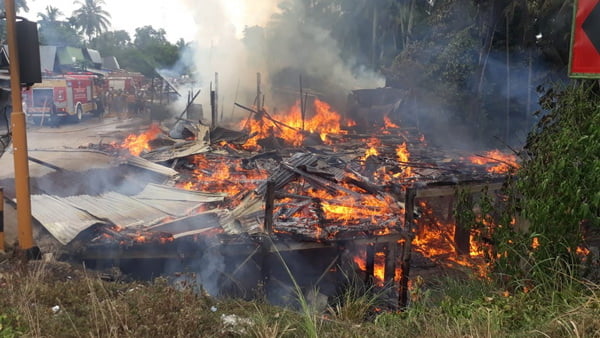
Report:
399,187,417,309
365,243,375,285
384,242,397,284
264,180,275,234
454,194,472,256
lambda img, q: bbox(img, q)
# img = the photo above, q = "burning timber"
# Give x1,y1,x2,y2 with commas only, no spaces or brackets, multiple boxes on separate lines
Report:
29,97,518,309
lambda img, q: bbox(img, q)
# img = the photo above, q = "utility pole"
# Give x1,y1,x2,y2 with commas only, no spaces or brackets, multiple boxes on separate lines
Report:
5,0,37,258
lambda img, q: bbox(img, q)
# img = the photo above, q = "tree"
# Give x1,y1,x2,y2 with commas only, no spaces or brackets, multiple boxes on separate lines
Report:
0,0,29,13
91,30,131,52
37,5,61,23
130,26,179,76
37,6,83,46
72,0,111,42
0,0,30,40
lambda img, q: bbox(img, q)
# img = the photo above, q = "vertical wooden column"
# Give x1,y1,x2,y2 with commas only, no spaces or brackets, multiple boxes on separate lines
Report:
214,72,219,123
454,193,472,256
256,72,262,112
264,180,275,234
384,241,397,286
399,187,416,308
365,243,375,285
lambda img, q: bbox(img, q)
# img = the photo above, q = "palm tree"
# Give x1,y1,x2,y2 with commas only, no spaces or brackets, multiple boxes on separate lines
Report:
37,5,63,24
72,0,111,42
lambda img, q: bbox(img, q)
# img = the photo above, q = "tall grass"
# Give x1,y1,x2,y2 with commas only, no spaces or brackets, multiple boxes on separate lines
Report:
0,249,598,337
267,236,321,338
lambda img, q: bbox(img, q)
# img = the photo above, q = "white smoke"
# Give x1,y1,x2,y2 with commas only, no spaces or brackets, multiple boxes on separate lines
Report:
179,0,384,121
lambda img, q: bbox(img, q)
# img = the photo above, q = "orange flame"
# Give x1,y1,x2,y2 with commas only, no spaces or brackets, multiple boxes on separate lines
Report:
242,99,353,150
177,154,267,198
383,116,400,129
374,251,386,286
122,123,161,156
468,150,519,174
361,138,381,161
396,142,413,177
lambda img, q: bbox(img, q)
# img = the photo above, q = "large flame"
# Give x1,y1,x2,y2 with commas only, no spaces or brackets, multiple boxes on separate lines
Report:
242,98,354,149
121,123,162,156
177,154,268,198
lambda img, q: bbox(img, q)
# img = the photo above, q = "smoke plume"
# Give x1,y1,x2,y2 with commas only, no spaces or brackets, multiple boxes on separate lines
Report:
179,0,384,121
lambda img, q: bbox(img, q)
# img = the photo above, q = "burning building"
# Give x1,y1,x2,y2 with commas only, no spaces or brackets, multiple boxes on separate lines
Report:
24,90,518,310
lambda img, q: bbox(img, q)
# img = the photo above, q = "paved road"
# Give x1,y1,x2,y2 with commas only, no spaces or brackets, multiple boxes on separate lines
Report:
0,114,151,250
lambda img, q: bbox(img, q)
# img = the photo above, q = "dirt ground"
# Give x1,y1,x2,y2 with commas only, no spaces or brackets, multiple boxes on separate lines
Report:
0,114,152,252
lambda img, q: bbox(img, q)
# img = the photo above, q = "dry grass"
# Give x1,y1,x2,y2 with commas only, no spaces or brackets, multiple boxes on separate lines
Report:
0,255,599,337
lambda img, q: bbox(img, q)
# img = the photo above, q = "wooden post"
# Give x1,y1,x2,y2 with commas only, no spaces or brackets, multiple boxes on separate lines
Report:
264,180,275,234
150,77,155,103
159,78,163,104
299,75,305,131
399,187,416,308
365,243,375,285
186,90,191,120
384,242,396,286
210,82,216,130
454,193,472,256
256,73,262,112
214,72,219,123
404,188,416,232
0,188,4,253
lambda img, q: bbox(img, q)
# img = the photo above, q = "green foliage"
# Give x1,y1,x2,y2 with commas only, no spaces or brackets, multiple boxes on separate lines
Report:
516,83,600,268
72,0,112,42
0,314,22,337
37,8,83,48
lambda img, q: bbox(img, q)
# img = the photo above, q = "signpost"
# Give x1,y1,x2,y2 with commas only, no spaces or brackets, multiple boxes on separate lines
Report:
5,0,40,259
569,0,600,77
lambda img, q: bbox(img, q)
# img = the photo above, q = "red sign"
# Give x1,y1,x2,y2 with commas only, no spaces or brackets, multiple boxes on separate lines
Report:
570,0,600,77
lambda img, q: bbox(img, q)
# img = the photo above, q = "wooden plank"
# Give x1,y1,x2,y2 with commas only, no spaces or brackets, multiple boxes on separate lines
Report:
415,182,503,198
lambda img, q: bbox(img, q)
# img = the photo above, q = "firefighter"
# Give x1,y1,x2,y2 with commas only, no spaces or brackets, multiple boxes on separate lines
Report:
107,87,115,116
126,89,136,116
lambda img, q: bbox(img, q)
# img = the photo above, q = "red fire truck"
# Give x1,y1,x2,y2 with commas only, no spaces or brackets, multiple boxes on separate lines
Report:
23,73,104,125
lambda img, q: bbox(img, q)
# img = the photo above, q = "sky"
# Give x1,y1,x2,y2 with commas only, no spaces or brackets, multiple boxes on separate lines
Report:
19,0,198,43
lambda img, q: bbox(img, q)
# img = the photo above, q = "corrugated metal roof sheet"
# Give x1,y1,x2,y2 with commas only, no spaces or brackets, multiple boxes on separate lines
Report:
102,56,120,70
63,192,166,229
31,195,109,245
126,156,179,177
135,183,226,202
31,184,226,244
141,140,210,162
84,48,102,64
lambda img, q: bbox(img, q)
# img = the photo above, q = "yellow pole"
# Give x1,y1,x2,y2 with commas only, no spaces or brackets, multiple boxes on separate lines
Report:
5,0,35,251
0,187,4,253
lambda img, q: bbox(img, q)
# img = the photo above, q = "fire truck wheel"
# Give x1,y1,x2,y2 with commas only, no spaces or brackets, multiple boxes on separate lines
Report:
76,105,83,122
